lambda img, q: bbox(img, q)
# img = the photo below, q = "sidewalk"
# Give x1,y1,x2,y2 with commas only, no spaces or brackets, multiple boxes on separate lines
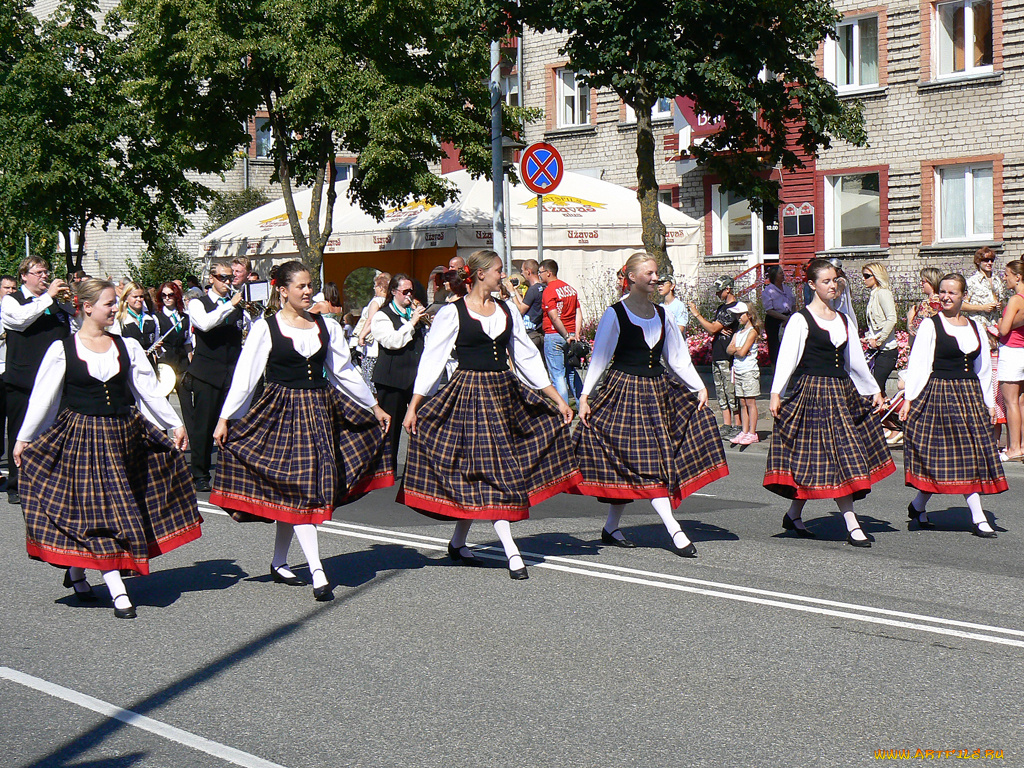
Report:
694,365,776,451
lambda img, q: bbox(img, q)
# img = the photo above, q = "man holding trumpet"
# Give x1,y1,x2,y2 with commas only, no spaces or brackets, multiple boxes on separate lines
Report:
1,257,75,505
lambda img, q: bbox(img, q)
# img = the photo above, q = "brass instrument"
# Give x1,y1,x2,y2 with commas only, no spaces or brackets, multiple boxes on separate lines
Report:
42,278,73,304
413,299,431,328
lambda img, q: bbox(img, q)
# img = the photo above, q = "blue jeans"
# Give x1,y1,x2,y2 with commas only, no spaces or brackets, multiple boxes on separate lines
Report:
544,333,581,403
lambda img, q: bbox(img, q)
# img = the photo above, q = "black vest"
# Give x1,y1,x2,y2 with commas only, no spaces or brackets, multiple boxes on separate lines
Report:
5,290,71,390
371,303,425,391
793,308,848,379
453,299,512,371
187,294,243,388
264,314,330,390
62,335,136,417
155,309,190,373
120,313,158,351
931,316,981,380
609,302,666,378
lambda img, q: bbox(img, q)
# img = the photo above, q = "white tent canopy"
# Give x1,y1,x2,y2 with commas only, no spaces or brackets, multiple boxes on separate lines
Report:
201,170,701,287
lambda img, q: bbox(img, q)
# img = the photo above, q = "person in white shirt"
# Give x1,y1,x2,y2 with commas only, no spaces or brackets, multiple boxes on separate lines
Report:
657,275,689,335
766,258,894,547
900,273,1007,537
725,302,761,445
574,253,728,557
210,261,392,602
12,279,198,619
0,274,17,488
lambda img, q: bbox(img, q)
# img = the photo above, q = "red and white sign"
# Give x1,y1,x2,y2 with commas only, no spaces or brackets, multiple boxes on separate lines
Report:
520,143,564,195
674,97,725,139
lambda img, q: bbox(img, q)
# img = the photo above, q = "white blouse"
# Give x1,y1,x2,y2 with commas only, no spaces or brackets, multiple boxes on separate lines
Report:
771,310,879,397
219,315,376,419
902,315,993,407
582,303,706,396
1,286,76,331
18,335,183,442
187,289,251,334
412,300,551,397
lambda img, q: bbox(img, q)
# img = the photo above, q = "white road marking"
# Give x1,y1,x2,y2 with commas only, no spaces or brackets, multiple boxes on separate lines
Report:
0,667,288,768
196,502,1024,648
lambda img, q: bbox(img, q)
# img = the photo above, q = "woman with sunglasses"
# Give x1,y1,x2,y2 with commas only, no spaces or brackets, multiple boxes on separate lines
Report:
861,262,899,394
964,247,1007,446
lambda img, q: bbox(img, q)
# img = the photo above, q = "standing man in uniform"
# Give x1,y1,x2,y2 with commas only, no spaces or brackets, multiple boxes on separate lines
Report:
2,258,74,504
186,260,246,492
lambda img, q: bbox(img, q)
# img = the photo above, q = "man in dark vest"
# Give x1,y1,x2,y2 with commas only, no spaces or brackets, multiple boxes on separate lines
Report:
185,260,247,492
370,273,426,471
1,257,73,505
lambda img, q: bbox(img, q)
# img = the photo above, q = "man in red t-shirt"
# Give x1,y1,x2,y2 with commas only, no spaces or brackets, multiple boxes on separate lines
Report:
538,259,584,404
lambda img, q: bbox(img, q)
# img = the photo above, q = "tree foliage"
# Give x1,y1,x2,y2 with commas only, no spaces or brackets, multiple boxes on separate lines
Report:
203,189,272,237
505,0,866,271
126,235,199,288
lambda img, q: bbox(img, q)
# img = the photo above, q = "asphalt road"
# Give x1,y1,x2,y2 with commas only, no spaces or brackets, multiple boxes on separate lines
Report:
2,437,1022,768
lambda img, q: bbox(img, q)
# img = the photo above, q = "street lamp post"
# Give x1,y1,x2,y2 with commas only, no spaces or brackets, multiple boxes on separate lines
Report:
501,136,526,275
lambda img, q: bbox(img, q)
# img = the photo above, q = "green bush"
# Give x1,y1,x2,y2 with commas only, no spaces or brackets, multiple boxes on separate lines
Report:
126,236,199,288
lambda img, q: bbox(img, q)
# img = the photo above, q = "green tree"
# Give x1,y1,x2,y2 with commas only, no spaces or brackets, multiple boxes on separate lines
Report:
508,0,866,273
117,0,527,291
203,189,271,237
126,235,199,288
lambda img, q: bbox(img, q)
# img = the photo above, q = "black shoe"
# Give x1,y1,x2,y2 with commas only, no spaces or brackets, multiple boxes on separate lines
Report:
508,558,529,580
311,571,334,601
972,522,998,538
447,543,485,566
674,542,698,558
846,529,872,548
63,570,98,603
271,564,307,586
193,479,212,492
8,490,20,505
907,502,935,529
782,513,816,538
113,599,137,619
601,528,637,548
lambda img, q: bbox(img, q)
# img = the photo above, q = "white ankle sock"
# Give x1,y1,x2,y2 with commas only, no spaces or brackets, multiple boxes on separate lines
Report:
292,524,327,587
839,500,867,541
102,570,131,608
493,520,524,571
651,497,689,547
966,493,992,530
604,504,626,540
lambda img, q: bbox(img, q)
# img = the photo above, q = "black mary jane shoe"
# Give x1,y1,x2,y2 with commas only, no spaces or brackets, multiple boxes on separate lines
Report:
601,528,637,548
271,564,308,587
907,502,935,530
508,559,529,580
781,513,816,539
674,542,698,558
972,522,998,539
112,599,137,619
311,571,335,601
846,529,872,548
63,570,98,603
447,543,485,566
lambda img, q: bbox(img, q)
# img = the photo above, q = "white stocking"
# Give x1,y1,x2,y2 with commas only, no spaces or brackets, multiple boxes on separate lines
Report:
651,497,689,548
836,495,867,542
604,504,627,541
786,499,808,529
450,519,473,549
492,520,523,571
102,570,132,610
966,493,993,532
272,522,296,576
293,524,327,588
911,491,932,523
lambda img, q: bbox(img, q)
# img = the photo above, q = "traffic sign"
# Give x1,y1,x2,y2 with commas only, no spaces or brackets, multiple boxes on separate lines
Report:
520,143,564,195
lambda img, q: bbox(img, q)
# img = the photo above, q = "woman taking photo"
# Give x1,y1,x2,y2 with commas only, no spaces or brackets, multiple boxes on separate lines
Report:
907,267,944,337
399,250,579,581
996,260,1024,461
574,253,728,556
765,259,894,546
862,261,899,393
210,260,393,602
13,279,200,619
901,274,1006,537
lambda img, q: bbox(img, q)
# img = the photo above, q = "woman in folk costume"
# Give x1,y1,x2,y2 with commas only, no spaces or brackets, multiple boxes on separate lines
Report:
112,281,159,359
210,260,393,602
573,253,728,557
13,279,200,619
398,250,580,580
765,258,895,546
901,274,1007,537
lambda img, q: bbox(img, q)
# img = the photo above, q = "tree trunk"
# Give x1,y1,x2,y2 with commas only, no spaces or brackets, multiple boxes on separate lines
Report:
635,103,670,277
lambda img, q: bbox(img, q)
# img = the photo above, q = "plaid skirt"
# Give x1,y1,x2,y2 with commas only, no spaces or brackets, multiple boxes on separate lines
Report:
22,409,201,575
209,383,394,525
764,375,896,500
904,378,1008,495
396,370,582,521
570,370,729,508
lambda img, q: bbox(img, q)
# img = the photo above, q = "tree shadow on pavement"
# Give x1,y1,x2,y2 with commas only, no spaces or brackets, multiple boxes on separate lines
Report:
318,543,436,588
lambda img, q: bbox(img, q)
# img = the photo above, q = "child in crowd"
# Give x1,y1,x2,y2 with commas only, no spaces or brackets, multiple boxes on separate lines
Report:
727,302,761,445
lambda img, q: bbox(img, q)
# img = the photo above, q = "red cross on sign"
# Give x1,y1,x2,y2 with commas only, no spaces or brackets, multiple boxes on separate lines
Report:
520,143,564,195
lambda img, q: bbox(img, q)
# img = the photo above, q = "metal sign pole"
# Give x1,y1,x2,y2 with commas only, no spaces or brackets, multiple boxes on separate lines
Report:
537,194,543,262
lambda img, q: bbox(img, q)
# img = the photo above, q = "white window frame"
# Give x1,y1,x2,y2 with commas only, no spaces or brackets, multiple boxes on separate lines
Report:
556,68,591,128
823,172,882,250
624,97,674,123
254,117,273,159
824,14,880,92
935,0,993,79
501,74,519,107
935,162,993,242
710,184,778,268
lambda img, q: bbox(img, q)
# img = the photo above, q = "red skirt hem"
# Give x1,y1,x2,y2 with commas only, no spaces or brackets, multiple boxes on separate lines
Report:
571,463,729,509
395,488,530,522
210,491,334,525
904,472,1009,495
764,460,896,500
528,471,583,506
26,522,202,576
346,471,396,499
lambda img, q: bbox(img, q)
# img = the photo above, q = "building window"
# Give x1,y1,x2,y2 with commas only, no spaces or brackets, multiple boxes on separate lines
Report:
556,68,590,127
937,163,992,240
828,15,879,89
502,74,519,108
825,172,881,248
936,0,993,77
710,185,778,264
255,117,273,158
658,189,674,208
336,164,355,182
624,97,674,123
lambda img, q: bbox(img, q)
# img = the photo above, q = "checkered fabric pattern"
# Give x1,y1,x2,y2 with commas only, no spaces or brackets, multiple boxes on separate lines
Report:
571,370,729,508
764,375,896,500
210,383,394,524
22,409,201,575
904,378,1008,495
397,370,582,521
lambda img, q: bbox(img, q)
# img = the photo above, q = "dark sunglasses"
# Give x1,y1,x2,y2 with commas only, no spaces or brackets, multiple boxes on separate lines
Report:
980,258,995,263
861,273,873,279
398,288,415,296
211,273,232,281
160,292,176,298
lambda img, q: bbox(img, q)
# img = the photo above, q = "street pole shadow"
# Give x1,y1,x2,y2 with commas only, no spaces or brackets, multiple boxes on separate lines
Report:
317,543,437,587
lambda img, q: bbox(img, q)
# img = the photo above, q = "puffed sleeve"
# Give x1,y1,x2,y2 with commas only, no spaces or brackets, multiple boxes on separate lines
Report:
844,312,882,396
581,307,618,397
17,341,66,441
901,316,936,402
770,312,808,396
413,304,459,397
506,300,552,390
662,315,706,392
124,338,183,430
324,318,376,410
219,319,272,419
2,292,53,331
973,319,994,409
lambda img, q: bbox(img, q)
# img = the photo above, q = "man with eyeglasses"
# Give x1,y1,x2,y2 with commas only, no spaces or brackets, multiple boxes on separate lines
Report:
1,257,74,504
370,273,427,470
185,260,247,492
